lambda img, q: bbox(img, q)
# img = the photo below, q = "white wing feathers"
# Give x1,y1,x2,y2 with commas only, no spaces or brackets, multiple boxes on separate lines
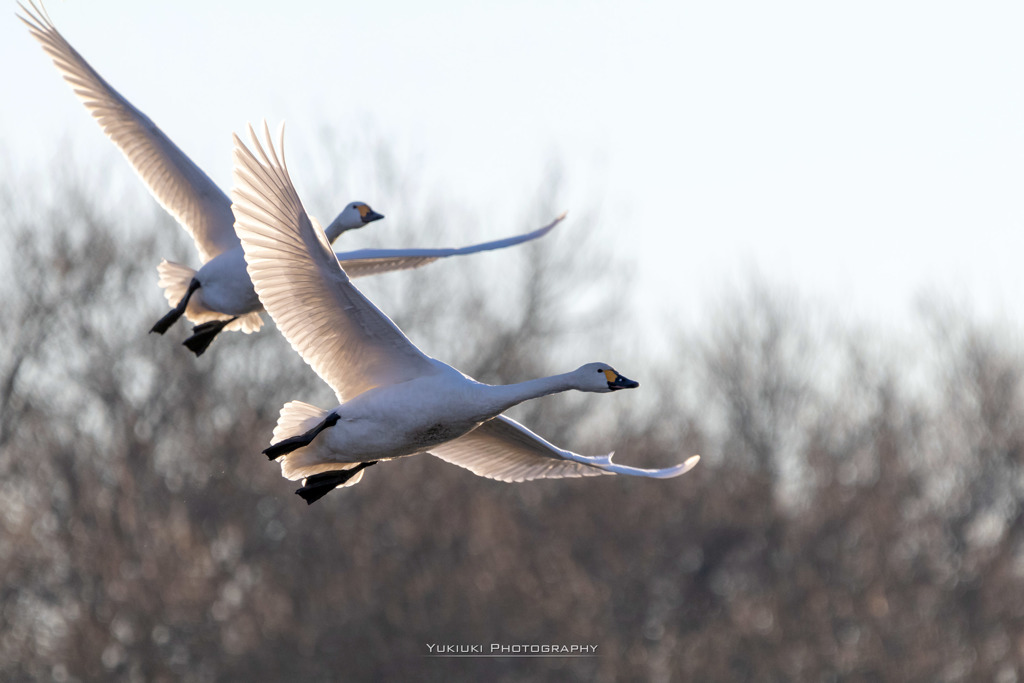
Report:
429,415,700,482
17,1,238,264
231,122,436,401
336,213,566,279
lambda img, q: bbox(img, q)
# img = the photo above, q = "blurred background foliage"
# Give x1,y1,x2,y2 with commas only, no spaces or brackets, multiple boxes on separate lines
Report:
1,137,1023,683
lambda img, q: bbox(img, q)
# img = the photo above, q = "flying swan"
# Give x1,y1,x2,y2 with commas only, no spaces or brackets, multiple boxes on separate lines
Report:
18,1,563,355
231,123,699,503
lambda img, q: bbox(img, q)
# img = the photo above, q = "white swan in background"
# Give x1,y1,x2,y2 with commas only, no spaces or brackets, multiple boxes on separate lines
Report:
18,2,562,355
232,123,699,503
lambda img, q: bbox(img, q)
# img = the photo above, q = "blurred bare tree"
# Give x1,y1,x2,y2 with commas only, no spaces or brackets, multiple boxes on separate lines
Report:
2,140,1024,683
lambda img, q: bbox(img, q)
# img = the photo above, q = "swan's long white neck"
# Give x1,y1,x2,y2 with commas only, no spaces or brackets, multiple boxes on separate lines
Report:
323,213,358,243
479,372,580,417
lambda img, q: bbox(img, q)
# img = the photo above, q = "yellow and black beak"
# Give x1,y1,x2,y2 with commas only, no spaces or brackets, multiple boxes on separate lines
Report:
604,369,639,391
357,204,385,224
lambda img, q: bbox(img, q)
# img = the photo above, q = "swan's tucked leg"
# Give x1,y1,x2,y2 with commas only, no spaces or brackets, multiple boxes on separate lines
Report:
295,462,377,504
264,412,341,460
183,317,238,356
150,278,200,334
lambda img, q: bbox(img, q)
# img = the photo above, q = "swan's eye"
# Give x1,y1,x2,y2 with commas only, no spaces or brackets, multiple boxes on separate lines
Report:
596,369,603,373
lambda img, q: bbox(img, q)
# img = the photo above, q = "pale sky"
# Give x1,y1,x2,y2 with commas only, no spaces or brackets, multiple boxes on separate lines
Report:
4,0,1024,331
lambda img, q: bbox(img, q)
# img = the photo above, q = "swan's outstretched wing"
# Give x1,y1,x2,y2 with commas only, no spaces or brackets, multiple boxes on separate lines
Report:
335,213,565,279
231,122,437,400
429,415,700,482
18,1,237,263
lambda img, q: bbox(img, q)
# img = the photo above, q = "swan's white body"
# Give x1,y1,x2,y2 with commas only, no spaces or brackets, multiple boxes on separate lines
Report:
190,247,255,316
231,123,699,500
289,367,487,467
171,246,261,324
19,1,562,346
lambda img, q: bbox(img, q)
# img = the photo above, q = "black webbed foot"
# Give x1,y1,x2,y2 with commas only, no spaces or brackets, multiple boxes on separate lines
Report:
183,317,238,356
150,278,200,334
295,462,377,504
264,412,341,460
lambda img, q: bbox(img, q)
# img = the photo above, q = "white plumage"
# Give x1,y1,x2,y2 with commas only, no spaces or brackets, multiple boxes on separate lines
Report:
232,123,699,503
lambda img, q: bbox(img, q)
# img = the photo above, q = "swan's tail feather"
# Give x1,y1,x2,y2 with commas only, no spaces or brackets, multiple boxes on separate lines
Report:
228,311,264,334
264,412,339,460
272,400,330,445
156,259,197,308
150,275,199,334
268,402,367,487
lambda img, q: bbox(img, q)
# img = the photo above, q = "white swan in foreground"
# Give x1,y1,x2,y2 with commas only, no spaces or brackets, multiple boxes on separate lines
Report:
232,123,699,503
19,1,562,355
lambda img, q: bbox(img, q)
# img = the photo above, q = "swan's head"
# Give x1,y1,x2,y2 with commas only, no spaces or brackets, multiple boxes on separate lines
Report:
325,201,385,241
343,201,385,229
576,362,640,393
